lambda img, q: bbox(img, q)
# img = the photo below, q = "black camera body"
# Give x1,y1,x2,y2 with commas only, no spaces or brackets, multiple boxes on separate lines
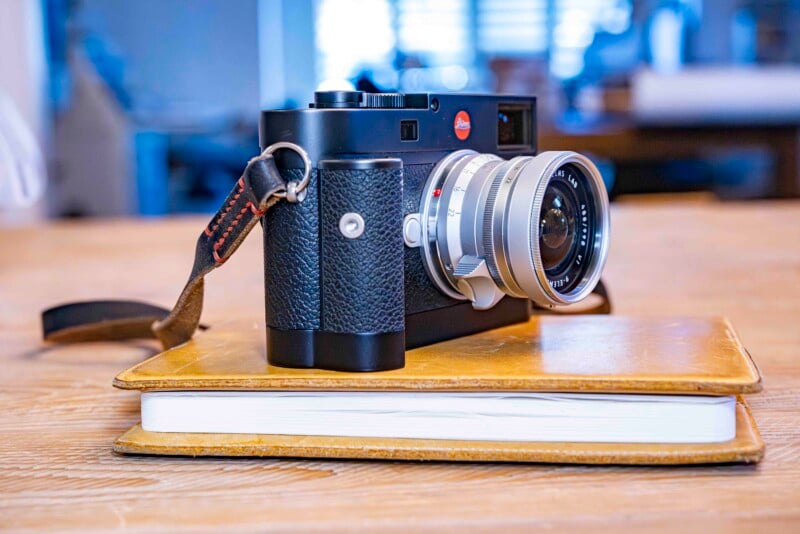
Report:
260,91,541,372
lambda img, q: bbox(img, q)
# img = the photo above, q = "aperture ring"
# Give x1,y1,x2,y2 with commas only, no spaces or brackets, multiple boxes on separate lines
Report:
419,150,478,301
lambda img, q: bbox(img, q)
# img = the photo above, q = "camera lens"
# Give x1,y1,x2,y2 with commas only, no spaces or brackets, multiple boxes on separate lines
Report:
420,151,609,309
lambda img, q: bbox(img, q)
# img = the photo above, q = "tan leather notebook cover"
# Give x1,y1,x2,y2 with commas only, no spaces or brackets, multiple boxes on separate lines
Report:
115,315,761,395
113,316,763,464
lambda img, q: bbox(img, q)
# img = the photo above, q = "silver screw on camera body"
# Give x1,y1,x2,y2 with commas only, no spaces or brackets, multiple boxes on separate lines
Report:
339,213,365,239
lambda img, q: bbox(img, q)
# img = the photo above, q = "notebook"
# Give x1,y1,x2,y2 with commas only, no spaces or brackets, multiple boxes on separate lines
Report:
139,391,737,444
113,315,764,464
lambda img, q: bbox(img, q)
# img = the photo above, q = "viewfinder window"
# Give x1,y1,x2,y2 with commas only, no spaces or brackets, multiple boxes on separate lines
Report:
497,104,531,148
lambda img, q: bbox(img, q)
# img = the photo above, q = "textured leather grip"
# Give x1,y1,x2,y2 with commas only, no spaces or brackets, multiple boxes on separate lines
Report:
42,155,287,349
319,160,405,334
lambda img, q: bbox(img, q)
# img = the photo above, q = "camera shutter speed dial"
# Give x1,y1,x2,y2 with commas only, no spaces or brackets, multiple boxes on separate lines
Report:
312,92,411,109
418,150,610,310
364,93,406,108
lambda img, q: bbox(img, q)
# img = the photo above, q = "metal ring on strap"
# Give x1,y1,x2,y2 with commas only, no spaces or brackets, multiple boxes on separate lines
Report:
259,142,312,203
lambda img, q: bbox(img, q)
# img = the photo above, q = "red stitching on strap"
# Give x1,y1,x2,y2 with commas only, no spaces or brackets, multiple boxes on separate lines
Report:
249,202,267,216
212,200,266,264
205,178,245,236
212,241,226,264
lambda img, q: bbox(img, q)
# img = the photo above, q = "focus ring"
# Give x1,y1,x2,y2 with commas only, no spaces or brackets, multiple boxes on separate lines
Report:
482,167,505,286
481,157,530,298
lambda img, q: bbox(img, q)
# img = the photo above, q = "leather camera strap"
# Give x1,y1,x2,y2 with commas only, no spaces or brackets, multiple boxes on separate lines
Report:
43,154,287,350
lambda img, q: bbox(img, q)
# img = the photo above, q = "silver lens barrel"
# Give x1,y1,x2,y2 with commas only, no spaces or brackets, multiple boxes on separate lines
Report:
507,151,610,307
419,150,610,310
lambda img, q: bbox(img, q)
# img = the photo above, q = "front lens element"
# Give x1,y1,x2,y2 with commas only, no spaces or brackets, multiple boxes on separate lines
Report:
537,163,598,294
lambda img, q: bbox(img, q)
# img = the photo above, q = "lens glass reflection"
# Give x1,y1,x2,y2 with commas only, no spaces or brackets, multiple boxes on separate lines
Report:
539,185,577,270
537,164,596,293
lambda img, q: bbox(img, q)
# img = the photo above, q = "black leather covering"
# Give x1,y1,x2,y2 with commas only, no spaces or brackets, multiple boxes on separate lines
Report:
319,161,405,334
263,168,321,330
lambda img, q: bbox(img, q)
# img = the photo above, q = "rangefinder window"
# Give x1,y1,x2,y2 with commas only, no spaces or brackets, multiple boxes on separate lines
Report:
497,103,532,149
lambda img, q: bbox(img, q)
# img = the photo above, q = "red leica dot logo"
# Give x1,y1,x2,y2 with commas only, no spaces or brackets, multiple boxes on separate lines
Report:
453,110,471,140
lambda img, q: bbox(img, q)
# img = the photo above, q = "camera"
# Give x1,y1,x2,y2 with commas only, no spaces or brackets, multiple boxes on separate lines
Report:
260,91,610,372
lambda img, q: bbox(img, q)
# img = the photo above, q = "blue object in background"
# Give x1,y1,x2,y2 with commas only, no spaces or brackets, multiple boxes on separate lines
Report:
135,131,170,216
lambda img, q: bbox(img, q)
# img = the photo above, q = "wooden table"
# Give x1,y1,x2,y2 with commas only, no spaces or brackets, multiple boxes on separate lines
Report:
2,202,799,531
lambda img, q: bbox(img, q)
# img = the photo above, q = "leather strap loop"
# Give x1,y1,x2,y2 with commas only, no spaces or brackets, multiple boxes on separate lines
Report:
43,155,286,349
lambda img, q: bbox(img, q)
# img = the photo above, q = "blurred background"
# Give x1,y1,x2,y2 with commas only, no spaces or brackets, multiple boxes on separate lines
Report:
1,0,799,224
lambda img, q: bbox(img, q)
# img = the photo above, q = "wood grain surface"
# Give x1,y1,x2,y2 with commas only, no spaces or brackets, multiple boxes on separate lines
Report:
1,202,799,532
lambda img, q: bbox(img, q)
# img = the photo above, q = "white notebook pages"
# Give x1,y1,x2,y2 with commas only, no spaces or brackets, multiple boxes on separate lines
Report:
141,392,737,444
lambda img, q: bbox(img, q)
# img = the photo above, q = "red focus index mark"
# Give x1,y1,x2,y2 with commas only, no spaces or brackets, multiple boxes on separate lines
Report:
433,188,442,197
